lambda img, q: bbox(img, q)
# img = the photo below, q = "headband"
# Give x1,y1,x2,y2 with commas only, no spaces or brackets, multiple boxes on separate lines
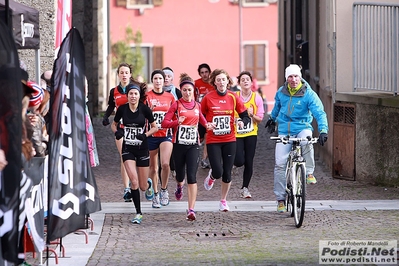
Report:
163,69,174,79
151,69,165,81
179,80,195,89
126,84,141,94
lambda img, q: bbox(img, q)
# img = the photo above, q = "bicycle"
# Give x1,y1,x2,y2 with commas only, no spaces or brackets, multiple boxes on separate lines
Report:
270,135,318,228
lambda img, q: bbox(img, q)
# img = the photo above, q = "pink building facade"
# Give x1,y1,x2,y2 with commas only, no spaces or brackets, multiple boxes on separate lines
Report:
110,0,278,112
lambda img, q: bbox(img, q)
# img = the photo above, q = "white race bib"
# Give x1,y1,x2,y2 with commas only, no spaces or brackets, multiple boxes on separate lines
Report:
177,125,197,145
236,118,254,134
152,111,165,129
212,115,231,135
124,126,143,146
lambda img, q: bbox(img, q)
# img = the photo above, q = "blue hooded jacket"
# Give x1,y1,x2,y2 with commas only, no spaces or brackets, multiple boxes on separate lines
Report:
270,79,328,136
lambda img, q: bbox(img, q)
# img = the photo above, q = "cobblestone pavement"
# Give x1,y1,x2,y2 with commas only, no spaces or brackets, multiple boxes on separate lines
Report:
34,117,399,265
87,210,399,266
92,116,399,203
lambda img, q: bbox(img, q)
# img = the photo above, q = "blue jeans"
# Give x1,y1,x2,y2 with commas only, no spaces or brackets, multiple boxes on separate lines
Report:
273,129,315,201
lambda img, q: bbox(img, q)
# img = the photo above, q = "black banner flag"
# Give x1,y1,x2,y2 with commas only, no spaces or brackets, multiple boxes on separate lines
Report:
47,27,101,242
0,19,23,263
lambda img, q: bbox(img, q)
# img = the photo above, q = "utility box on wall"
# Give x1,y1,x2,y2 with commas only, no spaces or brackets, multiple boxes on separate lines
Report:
333,103,356,180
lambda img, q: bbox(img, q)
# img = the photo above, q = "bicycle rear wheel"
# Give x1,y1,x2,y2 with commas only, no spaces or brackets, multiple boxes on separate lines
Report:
293,164,306,228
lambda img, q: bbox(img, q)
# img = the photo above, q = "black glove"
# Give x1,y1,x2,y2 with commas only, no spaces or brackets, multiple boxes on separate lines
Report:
265,118,276,134
102,117,110,126
136,133,147,141
115,128,124,140
318,133,328,146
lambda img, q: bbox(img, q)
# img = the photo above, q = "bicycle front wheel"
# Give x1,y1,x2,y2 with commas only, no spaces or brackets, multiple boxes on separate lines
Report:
285,174,294,217
293,164,306,228
285,164,294,217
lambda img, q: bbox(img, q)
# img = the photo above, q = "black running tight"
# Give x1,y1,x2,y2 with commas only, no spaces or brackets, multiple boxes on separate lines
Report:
207,141,236,183
234,135,257,188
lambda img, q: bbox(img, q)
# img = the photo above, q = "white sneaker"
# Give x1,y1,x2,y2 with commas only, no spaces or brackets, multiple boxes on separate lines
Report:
160,189,170,206
240,187,252,198
152,193,161,208
219,200,230,212
203,169,214,190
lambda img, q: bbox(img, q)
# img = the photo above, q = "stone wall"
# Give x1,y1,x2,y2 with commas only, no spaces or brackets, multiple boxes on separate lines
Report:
356,102,399,186
17,0,56,80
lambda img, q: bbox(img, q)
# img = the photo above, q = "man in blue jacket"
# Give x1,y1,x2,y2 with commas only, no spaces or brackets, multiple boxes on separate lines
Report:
266,64,328,213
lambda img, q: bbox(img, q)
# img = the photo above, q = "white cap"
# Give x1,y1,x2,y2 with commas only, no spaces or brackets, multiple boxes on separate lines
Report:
285,64,302,80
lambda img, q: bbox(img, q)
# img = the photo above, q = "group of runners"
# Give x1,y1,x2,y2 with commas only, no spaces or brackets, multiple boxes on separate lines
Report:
103,63,266,223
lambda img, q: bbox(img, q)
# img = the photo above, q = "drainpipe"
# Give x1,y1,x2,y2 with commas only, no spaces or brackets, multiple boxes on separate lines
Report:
5,0,9,27
239,0,243,73
106,0,111,112
327,0,337,103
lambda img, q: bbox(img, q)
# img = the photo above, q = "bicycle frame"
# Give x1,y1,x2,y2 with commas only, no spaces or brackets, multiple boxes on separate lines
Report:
271,136,318,228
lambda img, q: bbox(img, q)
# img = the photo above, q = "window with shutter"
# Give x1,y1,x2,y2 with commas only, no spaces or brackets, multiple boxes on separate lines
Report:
153,46,163,70
243,42,268,82
130,45,163,82
116,0,127,7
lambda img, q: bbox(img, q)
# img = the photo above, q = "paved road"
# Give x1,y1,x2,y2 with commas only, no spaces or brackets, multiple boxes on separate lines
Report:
26,117,399,266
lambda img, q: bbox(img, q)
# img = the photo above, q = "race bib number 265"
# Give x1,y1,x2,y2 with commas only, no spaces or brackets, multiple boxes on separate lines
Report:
178,125,197,145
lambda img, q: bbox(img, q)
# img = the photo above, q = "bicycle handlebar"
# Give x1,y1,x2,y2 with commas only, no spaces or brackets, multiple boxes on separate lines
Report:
270,136,319,144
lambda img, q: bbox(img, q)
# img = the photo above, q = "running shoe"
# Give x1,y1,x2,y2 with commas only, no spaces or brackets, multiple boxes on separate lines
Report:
277,200,287,213
160,189,170,206
203,169,214,191
306,174,317,184
123,188,132,202
145,178,154,200
171,170,176,179
219,200,230,212
240,187,252,198
175,184,184,201
186,209,196,221
131,214,143,224
152,193,161,208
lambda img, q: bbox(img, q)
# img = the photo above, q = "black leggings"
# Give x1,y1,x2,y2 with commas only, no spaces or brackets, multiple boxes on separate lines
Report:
207,141,236,183
234,135,257,188
173,144,200,184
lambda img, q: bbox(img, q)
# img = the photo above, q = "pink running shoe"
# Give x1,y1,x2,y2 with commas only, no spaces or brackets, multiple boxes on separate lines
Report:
186,209,196,221
175,184,184,200
204,169,214,191
219,200,230,212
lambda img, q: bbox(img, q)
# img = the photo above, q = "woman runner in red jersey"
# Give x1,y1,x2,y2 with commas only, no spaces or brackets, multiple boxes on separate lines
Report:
162,73,213,220
201,69,250,211
145,70,176,208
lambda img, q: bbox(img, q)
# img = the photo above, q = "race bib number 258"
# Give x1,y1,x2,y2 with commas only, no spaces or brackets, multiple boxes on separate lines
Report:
212,115,231,135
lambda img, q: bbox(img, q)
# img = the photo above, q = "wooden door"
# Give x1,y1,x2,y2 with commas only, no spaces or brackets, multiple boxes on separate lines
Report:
333,103,356,180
